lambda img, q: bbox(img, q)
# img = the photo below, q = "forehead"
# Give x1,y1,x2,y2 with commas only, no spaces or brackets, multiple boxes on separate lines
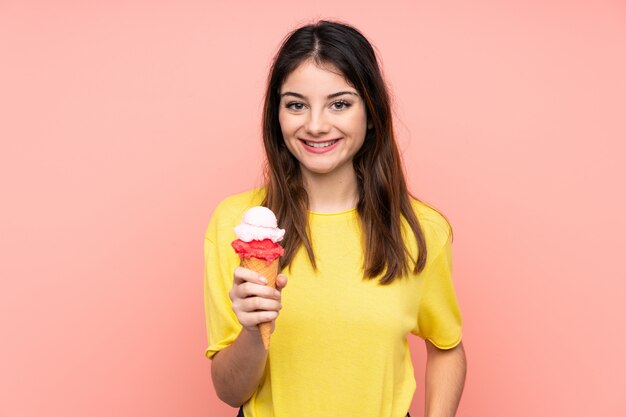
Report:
280,60,356,94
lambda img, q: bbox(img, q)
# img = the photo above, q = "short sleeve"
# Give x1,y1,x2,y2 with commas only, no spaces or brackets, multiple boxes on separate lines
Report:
412,233,463,349
203,221,242,359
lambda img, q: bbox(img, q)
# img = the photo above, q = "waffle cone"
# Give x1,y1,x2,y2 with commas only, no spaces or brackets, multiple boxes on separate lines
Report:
240,257,279,349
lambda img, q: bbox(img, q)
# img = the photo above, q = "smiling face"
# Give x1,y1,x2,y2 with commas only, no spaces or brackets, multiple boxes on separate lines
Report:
278,60,368,182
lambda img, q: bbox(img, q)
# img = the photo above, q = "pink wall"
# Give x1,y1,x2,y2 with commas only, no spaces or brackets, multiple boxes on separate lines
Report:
1,1,625,416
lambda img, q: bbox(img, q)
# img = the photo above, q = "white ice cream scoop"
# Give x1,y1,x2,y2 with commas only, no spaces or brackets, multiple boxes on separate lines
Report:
233,206,285,243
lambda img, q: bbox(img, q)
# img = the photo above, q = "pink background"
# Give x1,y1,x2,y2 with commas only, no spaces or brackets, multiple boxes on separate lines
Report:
1,1,625,416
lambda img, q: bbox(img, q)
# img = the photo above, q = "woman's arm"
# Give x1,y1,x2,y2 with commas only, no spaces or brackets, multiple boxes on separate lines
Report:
424,340,466,417
210,269,287,407
211,326,268,407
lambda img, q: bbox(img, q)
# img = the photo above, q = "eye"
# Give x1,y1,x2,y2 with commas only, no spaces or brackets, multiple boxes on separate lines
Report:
285,102,306,111
331,100,352,111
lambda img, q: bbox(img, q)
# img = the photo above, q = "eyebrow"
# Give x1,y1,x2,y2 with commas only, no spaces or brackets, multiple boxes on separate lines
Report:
280,91,360,99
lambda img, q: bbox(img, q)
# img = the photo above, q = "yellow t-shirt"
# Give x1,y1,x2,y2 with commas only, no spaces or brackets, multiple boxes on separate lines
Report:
204,189,462,417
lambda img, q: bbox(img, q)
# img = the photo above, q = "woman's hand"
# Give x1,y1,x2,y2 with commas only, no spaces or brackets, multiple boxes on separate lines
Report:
229,267,288,333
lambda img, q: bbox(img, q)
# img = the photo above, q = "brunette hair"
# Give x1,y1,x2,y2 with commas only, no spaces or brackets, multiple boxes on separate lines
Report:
262,20,428,284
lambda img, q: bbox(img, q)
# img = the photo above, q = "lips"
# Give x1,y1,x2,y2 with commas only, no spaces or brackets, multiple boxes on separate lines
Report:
299,138,341,154
303,139,338,148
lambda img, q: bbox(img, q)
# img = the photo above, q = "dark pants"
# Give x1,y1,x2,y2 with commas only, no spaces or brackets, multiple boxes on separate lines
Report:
237,407,410,416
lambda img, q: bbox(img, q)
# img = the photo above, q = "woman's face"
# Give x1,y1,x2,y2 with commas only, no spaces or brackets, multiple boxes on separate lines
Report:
278,60,368,180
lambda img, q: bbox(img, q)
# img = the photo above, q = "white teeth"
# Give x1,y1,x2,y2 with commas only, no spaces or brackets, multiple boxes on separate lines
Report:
305,140,338,148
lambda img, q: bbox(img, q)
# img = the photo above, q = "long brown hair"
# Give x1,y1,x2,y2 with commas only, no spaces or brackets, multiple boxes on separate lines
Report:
262,20,427,284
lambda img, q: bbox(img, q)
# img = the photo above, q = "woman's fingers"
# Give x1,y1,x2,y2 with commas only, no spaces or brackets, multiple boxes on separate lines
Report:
238,294,282,312
231,295,281,328
230,267,287,330
276,274,288,290
231,267,276,299
230,268,289,330
234,280,280,300
233,266,267,285
236,310,279,329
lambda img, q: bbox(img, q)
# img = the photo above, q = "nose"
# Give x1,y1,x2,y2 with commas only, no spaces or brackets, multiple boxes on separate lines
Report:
304,109,330,136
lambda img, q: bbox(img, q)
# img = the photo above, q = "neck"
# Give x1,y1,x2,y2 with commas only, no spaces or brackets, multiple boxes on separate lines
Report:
302,166,359,213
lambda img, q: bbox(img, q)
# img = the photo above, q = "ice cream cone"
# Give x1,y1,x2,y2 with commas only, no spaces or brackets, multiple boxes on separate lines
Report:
241,257,279,349
232,206,284,350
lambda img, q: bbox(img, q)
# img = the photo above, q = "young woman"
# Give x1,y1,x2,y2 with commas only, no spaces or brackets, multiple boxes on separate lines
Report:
204,20,466,417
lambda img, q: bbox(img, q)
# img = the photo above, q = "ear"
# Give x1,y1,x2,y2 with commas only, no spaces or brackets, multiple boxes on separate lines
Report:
367,119,373,130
